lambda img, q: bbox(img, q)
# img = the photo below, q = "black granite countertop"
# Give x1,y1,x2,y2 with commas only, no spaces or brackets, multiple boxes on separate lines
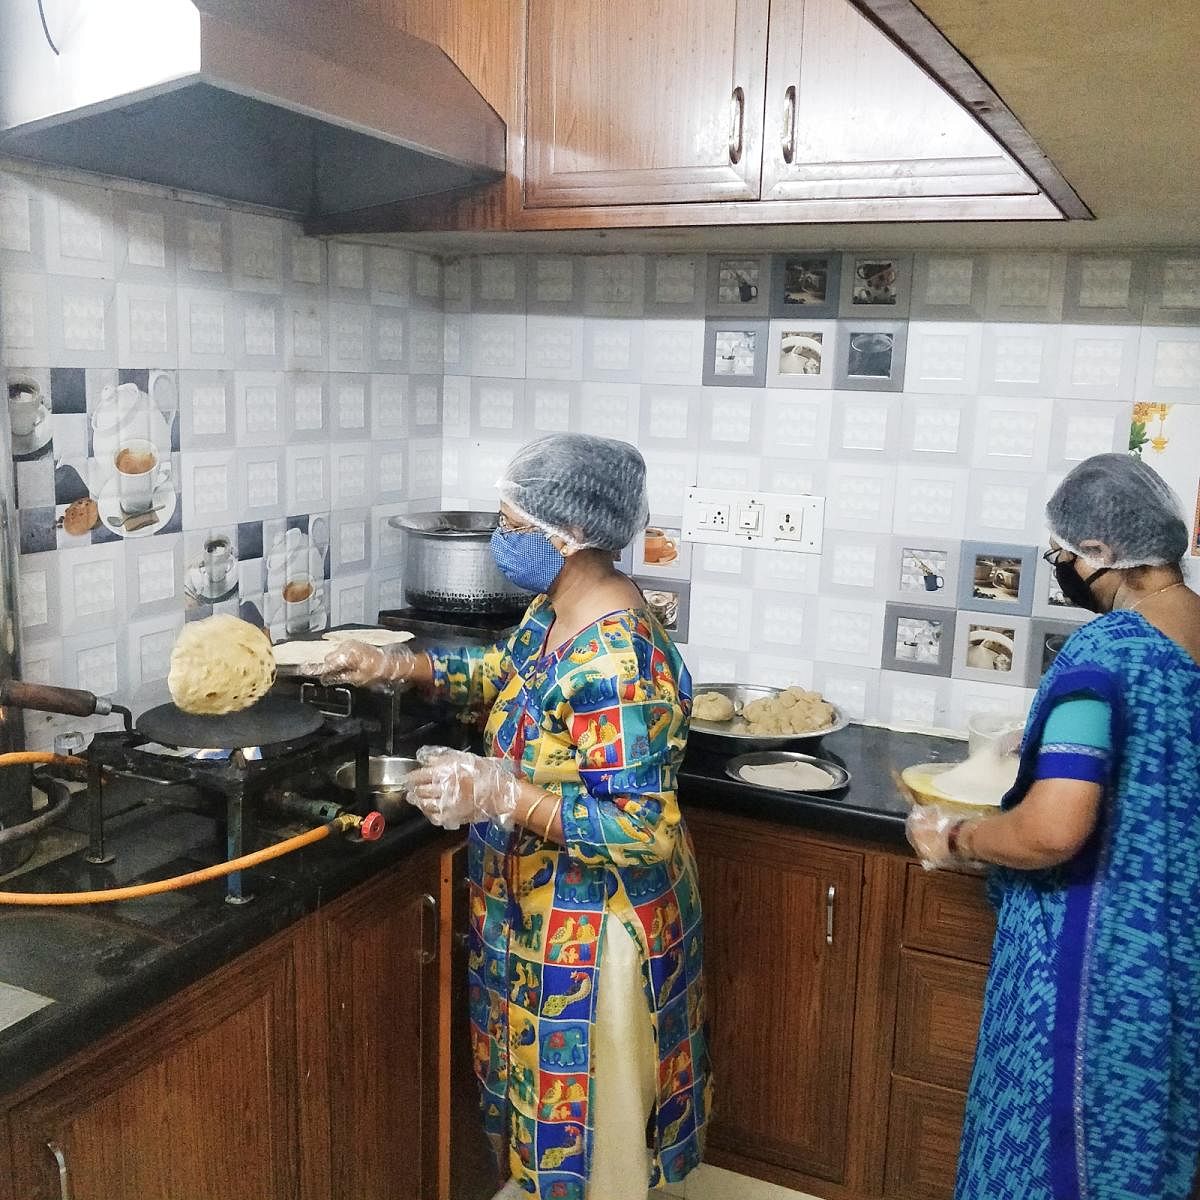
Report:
680,722,965,845
0,790,437,1098
0,720,959,1099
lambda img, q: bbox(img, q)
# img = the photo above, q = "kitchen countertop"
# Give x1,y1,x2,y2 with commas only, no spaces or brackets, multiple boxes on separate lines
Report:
0,791,437,1098
680,722,966,845
0,720,960,1098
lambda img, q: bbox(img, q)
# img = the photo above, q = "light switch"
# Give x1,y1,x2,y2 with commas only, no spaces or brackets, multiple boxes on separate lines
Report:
737,506,761,533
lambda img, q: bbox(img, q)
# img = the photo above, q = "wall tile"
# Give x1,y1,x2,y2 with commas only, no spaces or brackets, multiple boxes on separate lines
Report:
904,321,982,394
1053,324,1139,401
979,322,1059,395
526,316,584,380
971,395,1051,472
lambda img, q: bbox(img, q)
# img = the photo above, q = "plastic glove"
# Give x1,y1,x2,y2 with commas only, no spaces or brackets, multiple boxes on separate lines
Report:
320,641,421,688
906,805,977,871
405,747,522,832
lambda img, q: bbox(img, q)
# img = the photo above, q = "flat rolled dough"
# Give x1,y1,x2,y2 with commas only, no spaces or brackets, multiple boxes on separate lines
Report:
322,628,415,646
739,761,835,791
271,640,338,668
168,616,275,715
930,752,1018,806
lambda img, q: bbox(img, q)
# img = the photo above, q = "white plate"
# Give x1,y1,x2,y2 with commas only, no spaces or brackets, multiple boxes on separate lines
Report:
97,475,177,540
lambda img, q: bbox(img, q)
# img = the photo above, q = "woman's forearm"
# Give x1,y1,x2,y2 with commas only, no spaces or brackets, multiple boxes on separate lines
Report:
513,779,564,844
958,780,1100,869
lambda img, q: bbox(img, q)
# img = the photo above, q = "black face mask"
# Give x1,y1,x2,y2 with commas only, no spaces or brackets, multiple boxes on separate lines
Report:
1054,560,1111,613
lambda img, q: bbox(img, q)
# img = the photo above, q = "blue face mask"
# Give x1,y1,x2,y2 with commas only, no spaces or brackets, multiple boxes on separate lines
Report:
490,528,565,594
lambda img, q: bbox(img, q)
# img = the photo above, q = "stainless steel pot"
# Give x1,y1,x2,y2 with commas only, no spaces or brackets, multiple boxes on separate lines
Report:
389,511,531,615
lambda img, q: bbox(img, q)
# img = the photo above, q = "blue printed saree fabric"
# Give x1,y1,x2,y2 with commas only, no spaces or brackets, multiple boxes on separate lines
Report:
957,610,1200,1200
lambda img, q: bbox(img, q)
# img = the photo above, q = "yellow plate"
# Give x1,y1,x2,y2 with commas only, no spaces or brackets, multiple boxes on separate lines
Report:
898,763,1001,816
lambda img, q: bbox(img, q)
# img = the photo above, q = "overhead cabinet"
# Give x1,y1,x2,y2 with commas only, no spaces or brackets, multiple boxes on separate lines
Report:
522,0,1050,216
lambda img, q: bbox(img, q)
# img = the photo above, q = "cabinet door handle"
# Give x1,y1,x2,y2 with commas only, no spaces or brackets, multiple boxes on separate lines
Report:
728,85,746,165
419,892,438,965
47,1141,73,1200
825,885,836,946
781,84,798,163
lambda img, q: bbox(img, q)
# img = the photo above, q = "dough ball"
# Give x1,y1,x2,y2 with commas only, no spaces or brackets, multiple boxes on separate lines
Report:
694,691,736,722
168,615,276,715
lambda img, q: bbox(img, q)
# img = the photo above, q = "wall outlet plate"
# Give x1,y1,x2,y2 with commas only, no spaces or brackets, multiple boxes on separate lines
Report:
683,487,824,553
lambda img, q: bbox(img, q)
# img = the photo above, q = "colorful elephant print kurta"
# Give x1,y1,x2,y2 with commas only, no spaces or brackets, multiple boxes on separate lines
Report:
429,597,711,1198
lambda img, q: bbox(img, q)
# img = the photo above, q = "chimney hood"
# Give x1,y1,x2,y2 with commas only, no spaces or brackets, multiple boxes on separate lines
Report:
0,0,506,232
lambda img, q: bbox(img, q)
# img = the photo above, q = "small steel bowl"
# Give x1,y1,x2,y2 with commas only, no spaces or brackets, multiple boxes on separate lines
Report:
331,755,418,797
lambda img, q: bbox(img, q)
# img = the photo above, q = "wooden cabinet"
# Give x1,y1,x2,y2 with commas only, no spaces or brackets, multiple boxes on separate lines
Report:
885,865,994,1200
760,0,1034,202
524,0,769,207
1,843,452,1200
366,0,1069,234
688,809,863,1186
317,859,441,1200
6,936,302,1200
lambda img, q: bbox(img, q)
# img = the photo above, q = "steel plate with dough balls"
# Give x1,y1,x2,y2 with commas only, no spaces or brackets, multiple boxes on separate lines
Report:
136,694,325,749
690,682,849,750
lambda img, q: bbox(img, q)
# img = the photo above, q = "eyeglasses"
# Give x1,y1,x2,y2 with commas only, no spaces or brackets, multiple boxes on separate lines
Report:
496,512,537,535
1042,547,1073,566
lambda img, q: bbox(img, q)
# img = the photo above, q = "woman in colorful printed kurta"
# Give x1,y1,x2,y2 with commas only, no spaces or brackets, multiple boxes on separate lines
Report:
907,454,1200,1200
321,433,711,1200
430,596,710,1197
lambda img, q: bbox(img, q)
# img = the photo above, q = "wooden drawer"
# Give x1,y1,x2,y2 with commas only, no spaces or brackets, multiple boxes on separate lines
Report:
885,1075,966,1200
894,949,986,1092
903,865,995,964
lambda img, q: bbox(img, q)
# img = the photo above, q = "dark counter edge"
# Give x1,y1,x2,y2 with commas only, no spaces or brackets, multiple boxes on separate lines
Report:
0,813,440,1099
679,722,963,847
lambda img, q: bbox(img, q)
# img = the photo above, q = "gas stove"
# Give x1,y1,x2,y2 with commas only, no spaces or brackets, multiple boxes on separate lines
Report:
80,713,370,904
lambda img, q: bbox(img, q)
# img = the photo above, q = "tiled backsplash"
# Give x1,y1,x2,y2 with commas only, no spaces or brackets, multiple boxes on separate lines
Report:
4,163,1200,744
1,164,444,745
437,249,1200,735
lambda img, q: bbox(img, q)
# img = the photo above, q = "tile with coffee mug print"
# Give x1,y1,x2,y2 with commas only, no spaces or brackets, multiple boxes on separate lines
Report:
633,524,691,577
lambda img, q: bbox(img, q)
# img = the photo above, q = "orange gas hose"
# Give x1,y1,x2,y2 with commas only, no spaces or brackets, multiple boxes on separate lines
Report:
0,814,360,906
0,752,86,768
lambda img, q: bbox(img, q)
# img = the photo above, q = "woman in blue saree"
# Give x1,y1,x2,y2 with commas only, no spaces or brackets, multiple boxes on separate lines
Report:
908,453,1200,1200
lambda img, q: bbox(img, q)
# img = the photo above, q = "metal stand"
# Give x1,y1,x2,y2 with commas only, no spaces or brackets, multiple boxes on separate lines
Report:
82,717,370,903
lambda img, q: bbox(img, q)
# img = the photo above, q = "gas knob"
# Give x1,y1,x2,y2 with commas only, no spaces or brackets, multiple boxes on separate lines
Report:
54,731,87,757
358,811,386,842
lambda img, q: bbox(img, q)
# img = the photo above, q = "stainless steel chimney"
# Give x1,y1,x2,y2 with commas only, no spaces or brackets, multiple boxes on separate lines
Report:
0,0,506,231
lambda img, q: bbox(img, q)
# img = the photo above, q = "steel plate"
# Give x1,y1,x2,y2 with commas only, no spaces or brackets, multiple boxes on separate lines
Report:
725,751,850,793
690,682,848,750
136,695,325,749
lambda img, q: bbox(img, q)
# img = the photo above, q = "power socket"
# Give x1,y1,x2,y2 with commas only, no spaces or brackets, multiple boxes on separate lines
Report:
707,504,729,531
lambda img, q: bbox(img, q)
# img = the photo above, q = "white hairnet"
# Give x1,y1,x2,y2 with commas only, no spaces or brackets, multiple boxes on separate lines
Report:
497,434,649,551
1046,453,1190,569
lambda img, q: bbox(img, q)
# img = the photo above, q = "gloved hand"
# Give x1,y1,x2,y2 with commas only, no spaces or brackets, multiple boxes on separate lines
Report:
905,805,978,871
405,747,523,831
320,641,421,688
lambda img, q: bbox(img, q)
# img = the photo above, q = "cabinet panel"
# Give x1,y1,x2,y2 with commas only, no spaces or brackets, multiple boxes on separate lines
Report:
524,0,770,206
8,939,299,1200
762,0,1036,201
894,949,986,1092
903,865,995,965
885,1075,966,1200
690,813,862,1183
321,858,440,1200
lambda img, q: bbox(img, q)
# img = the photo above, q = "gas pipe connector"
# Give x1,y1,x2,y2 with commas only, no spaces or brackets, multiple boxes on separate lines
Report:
332,810,386,842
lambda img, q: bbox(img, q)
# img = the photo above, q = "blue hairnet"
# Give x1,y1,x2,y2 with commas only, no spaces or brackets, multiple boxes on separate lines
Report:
1046,453,1190,568
497,434,649,551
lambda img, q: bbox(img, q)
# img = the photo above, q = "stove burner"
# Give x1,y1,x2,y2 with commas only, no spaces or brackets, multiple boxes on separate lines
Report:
82,715,371,904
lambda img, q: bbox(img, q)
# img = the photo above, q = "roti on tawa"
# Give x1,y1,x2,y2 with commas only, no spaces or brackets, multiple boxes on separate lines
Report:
322,628,415,646
739,761,836,791
168,615,276,715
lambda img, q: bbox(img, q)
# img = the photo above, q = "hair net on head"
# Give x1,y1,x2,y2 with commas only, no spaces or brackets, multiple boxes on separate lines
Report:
1046,452,1190,569
497,434,649,551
